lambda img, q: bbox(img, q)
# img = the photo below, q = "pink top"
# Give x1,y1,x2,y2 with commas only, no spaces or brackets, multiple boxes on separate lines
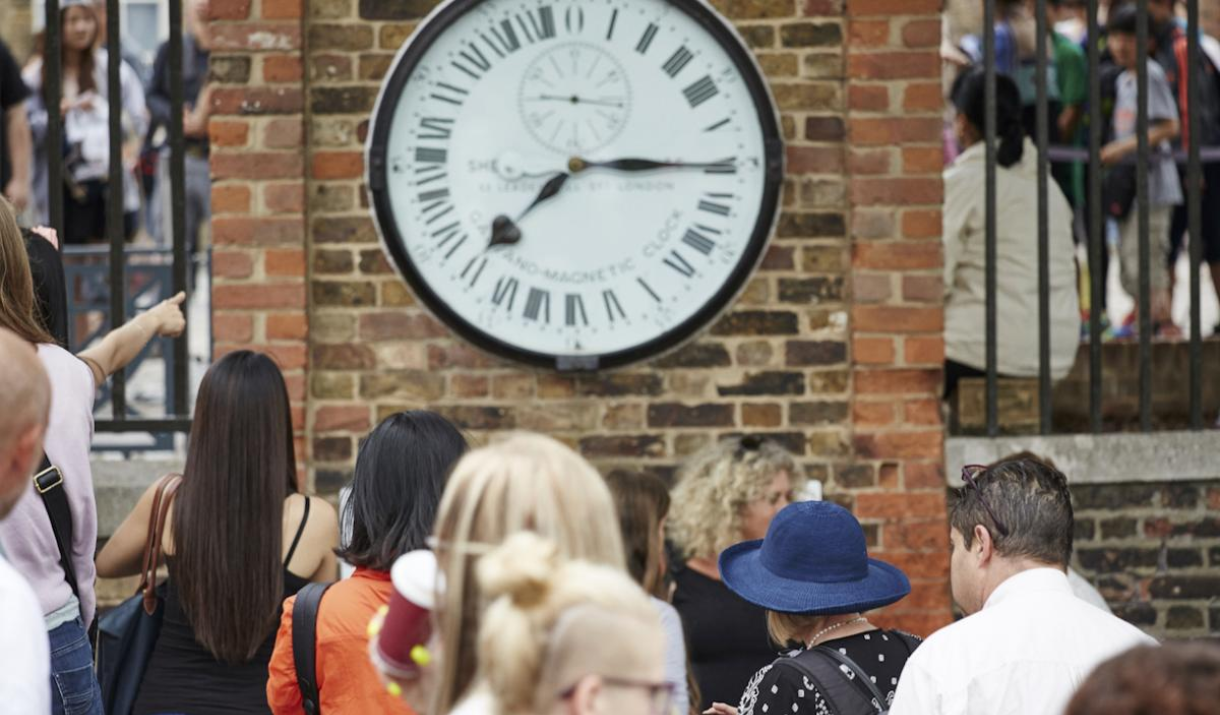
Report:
0,344,97,625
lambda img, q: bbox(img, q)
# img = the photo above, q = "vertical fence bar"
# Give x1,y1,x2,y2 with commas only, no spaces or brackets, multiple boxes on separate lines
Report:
1136,0,1151,432
984,0,998,437
1186,0,1203,430
1087,0,1103,432
45,0,63,238
169,0,188,418
106,0,126,420
1035,0,1051,433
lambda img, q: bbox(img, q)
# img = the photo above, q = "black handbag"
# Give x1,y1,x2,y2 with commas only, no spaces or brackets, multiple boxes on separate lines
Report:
1103,163,1137,220
95,474,181,715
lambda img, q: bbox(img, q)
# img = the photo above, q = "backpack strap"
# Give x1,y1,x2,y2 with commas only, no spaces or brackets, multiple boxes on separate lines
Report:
33,452,80,601
814,645,889,711
293,581,333,715
785,645,885,715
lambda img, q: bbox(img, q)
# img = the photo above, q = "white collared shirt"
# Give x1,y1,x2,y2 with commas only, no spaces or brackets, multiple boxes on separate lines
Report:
0,554,50,713
889,568,1156,715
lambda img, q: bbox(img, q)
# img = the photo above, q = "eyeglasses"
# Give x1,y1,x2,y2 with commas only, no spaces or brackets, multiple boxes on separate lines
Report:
734,434,765,460
562,677,674,715
960,465,1010,538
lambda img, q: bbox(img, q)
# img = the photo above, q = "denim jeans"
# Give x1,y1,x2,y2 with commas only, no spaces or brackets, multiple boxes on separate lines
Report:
49,618,104,715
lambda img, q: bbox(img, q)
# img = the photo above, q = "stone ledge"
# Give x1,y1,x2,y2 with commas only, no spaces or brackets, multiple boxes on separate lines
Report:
946,432,1220,486
93,458,185,539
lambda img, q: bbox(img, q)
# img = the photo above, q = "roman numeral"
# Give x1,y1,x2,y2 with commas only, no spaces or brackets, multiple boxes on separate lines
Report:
705,156,736,174
461,256,487,287
490,20,521,54
524,287,551,322
637,278,661,302
431,82,469,106
452,44,491,80
492,276,518,310
415,147,447,164
682,229,716,256
636,23,658,53
442,234,467,258
662,46,694,77
606,9,618,40
698,198,731,216
664,250,696,277
603,289,626,321
418,187,449,204
431,222,461,243
419,117,454,140
517,6,556,43
704,118,731,132
565,294,588,326
683,76,718,107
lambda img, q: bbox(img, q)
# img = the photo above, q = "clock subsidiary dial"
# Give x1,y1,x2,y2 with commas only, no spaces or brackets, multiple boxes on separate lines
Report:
367,0,783,370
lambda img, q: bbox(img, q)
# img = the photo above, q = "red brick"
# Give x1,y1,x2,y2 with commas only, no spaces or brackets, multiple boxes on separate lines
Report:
213,283,306,310
213,314,253,343
314,405,370,433
787,145,843,174
359,313,449,341
883,519,949,550
213,217,304,246
1209,487,1220,510
847,0,940,16
855,369,940,395
267,312,308,340
212,250,253,279
450,375,489,398
852,210,894,239
209,120,250,147
853,336,895,364
875,610,953,639
848,149,891,175
853,306,943,333
848,85,889,111
263,54,303,83
211,87,303,116
851,177,943,206
902,275,942,303
284,375,306,403
852,274,892,303
211,185,251,214
312,151,364,180
902,18,941,48
855,490,946,519
853,400,895,427
262,0,302,19
266,248,306,277
211,152,304,180
262,343,308,371
902,209,942,239
902,146,943,174
903,82,945,112
904,461,945,489
847,51,939,80
903,397,942,425
263,118,304,149
209,23,301,52
881,552,950,580
209,0,251,20
850,117,942,146
848,19,890,46
855,431,943,460
904,337,944,366
853,242,941,270
803,0,842,15
265,183,305,214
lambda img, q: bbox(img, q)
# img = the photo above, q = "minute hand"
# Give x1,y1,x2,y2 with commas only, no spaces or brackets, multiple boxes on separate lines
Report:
569,157,731,173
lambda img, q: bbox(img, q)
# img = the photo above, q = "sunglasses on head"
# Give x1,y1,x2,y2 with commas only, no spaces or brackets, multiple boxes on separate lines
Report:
960,464,1010,538
734,434,765,460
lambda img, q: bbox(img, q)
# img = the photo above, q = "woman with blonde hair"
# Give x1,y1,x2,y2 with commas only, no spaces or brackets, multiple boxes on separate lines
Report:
667,436,803,712
462,531,671,715
428,432,626,714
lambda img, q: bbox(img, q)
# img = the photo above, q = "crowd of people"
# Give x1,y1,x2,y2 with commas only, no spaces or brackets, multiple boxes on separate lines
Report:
0,0,211,248
942,0,1220,402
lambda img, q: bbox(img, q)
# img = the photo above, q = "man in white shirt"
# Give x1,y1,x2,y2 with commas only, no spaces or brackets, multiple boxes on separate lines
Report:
890,456,1156,715
0,327,52,713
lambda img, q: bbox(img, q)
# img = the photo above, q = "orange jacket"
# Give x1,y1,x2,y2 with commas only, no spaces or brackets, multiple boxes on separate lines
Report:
267,568,414,715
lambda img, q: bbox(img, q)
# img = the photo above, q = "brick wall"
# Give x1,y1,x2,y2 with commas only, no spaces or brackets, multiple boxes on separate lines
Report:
1073,481,1220,639
210,0,952,635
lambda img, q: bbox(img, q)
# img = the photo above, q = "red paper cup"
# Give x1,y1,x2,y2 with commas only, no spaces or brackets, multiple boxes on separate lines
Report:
376,550,438,677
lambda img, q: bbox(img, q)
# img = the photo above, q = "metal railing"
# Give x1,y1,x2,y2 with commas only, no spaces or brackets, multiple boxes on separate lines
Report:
977,0,1211,436
42,0,192,436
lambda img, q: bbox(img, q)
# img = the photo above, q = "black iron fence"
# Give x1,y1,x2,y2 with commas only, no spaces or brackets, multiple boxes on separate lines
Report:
974,0,1213,436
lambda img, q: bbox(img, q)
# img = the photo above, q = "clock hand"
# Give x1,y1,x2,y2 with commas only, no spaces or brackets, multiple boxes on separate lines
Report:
493,152,560,181
525,94,626,108
488,171,571,249
568,157,734,173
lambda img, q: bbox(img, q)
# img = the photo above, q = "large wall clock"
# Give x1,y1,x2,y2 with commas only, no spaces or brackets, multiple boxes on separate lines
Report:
367,0,784,371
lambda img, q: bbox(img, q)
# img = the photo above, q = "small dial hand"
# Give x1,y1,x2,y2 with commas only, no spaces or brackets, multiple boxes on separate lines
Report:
488,171,570,248
524,94,626,108
568,157,734,173
493,152,560,181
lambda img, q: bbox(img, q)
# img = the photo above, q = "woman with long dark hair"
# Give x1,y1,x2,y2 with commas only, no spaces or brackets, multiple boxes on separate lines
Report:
267,410,468,715
97,351,339,714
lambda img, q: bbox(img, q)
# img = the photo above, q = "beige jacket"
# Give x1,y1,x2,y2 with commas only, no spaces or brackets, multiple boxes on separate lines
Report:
943,139,1080,380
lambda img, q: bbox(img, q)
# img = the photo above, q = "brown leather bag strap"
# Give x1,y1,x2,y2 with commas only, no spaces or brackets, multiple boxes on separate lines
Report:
139,474,182,615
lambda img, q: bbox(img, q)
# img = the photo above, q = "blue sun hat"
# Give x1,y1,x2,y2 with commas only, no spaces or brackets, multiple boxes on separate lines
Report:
719,501,910,615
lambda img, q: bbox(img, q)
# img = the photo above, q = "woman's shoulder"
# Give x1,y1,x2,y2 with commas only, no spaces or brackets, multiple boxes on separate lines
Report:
284,492,339,531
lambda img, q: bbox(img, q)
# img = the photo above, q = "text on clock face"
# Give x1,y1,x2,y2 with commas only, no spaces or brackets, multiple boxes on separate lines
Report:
374,0,780,360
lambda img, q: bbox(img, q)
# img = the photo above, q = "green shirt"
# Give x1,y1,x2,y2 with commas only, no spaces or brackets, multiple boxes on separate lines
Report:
1053,32,1087,107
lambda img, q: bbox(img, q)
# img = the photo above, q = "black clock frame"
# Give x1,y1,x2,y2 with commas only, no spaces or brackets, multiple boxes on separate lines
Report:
367,0,784,371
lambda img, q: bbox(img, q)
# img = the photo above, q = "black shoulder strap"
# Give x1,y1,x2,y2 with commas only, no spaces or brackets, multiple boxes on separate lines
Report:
292,581,332,715
285,496,311,569
785,646,887,715
33,452,80,601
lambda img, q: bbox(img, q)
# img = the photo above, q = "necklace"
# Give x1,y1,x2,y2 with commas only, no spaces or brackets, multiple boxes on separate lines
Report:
808,616,869,647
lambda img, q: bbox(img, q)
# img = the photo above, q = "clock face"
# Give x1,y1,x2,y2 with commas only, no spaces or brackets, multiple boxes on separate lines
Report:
367,0,783,370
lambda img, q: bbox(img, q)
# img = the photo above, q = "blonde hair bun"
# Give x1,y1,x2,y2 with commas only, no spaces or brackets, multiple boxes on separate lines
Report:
477,532,560,609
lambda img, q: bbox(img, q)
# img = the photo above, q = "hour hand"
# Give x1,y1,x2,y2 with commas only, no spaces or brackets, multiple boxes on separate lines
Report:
488,171,570,249
568,157,735,173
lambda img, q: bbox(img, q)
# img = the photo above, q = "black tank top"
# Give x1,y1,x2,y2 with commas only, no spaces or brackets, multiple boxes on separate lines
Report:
132,498,314,715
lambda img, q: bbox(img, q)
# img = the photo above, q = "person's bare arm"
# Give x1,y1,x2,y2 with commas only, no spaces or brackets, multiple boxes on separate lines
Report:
96,478,162,578
78,292,186,381
1102,118,1180,165
1057,105,1083,142
4,105,31,212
